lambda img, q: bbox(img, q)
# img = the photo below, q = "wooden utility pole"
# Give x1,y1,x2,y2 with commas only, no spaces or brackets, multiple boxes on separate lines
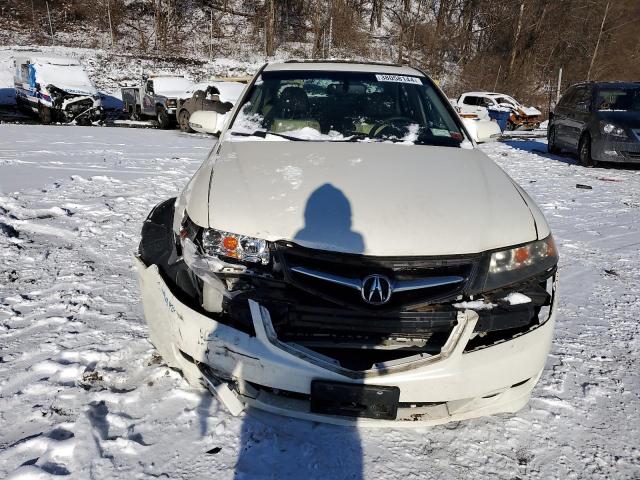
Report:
46,1,54,37
107,0,115,47
264,0,276,56
327,0,333,58
209,9,213,61
556,67,563,103
587,1,609,81
508,1,525,75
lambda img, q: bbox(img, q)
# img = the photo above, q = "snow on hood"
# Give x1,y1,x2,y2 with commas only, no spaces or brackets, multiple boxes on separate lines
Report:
211,82,245,104
190,141,539,256
181,81,246,104
521,106,542,116
35,63,98,96
152,77,194,99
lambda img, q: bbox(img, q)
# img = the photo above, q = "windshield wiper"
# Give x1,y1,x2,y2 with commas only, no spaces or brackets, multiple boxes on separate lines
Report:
230,130,305,141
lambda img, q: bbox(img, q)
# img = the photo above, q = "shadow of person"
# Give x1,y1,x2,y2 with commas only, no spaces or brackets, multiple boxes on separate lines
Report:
293,183,365,254
234,410,364,480
233,183,365,479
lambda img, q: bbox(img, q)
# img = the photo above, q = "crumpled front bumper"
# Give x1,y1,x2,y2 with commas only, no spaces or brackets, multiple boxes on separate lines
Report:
135,256,557,426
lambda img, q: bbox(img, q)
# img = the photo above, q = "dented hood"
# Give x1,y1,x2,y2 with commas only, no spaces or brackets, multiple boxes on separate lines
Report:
195,140,539,256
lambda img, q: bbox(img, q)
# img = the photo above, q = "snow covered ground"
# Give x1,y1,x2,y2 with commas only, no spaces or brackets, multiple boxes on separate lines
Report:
1,126,639,479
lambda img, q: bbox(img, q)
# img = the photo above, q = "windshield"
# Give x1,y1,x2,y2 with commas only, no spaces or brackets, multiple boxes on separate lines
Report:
229,70,464,146
596,87,640,112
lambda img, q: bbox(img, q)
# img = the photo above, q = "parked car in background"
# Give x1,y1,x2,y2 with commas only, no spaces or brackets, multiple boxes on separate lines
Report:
450,98,501,143
458,91,541,131
176,80,246,133
13,54,103,125
121,74,194,128
548,82,640,167
136,61,558,425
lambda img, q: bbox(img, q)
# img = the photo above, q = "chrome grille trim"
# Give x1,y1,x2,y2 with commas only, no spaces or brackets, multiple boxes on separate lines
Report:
290,266,465,293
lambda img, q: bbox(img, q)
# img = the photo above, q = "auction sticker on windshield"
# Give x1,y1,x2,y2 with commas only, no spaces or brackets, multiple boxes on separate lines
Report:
375,74,422,85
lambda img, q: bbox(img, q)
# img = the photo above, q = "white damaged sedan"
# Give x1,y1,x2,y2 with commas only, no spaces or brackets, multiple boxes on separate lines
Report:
136,61,558,425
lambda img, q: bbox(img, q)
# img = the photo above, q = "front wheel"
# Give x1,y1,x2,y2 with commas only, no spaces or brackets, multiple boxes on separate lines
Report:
38,104,52,124
129,106,141,121
579,134,597,168
178,110,193,132
157,108,172,129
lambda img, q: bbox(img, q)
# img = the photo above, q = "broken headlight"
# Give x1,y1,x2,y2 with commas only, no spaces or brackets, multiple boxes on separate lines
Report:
479,235,558,291
201,228,270,265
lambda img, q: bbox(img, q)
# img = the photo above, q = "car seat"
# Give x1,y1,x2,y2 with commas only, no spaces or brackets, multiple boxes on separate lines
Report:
270,86,320,133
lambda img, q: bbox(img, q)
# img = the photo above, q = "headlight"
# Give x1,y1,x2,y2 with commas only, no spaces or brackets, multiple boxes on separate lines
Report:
480,235,558,291
599,122,627,139
166,99,177,108
201,228,270,265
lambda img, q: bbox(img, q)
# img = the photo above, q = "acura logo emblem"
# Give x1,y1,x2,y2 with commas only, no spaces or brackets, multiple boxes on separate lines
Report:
361,274,392,305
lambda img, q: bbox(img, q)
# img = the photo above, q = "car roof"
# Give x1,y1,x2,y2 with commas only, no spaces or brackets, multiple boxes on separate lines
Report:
149,74,187,79
14,54,80,66
263,60,424,77
571,81,640,89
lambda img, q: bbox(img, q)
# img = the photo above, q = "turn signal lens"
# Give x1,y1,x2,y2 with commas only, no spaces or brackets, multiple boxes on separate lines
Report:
489,236,557,274
222,236,238,251
514,247,530,263
483,235,559,291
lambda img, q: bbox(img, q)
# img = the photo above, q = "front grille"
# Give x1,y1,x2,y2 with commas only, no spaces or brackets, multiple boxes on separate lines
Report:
619,150,640,160
66,99,93,115
275,242,479,310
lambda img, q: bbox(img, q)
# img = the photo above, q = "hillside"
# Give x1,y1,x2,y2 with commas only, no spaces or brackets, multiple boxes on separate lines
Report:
1,0,639,112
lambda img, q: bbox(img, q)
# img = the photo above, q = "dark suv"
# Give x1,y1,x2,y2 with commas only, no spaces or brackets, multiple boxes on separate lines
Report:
548,82,640,167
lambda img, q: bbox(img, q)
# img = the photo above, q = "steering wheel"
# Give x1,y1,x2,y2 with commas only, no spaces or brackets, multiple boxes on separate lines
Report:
369,117,414,139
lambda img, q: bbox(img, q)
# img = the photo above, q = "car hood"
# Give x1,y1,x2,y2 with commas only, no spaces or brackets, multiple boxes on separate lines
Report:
195,140,539,256
597,110,640,129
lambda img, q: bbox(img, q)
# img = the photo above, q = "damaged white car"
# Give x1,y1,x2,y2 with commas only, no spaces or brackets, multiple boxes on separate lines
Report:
14,55,103,125
136,61,558,425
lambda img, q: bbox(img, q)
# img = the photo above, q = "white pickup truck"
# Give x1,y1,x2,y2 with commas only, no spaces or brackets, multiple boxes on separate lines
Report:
121,74,194,128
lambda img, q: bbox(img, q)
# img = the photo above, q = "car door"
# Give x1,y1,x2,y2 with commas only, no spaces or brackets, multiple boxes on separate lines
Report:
565,86,592,149
142,80,155,116
553,87,577,147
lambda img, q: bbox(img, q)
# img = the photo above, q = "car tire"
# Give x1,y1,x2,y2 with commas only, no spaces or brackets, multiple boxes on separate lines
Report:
38,104,52,124
129,106,141,121
157,107,172,129
178,110,193,133
139,197,199,300
548,127,561,154
579,134,597,168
